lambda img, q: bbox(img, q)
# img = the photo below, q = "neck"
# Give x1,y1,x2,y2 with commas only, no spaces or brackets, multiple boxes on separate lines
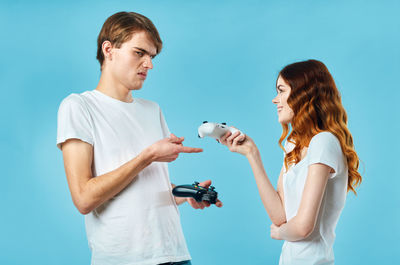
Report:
96,70,134,103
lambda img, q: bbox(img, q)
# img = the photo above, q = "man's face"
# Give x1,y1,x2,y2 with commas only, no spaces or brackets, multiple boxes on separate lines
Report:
108,31,157,90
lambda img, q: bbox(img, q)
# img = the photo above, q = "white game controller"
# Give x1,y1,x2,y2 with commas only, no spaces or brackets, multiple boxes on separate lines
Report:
198,121,243,141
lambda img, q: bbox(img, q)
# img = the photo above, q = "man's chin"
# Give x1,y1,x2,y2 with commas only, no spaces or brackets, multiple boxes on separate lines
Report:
129,84,143,91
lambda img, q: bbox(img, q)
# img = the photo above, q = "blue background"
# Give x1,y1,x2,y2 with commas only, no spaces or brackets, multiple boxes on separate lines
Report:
1,0,399,264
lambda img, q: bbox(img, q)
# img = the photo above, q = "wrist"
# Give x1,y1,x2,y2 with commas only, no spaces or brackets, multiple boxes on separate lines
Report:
140,146,155,165
245,146,260,160
175,197,187,205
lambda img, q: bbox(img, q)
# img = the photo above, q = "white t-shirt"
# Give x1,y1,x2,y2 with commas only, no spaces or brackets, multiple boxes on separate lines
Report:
57,90,191,265
280,132,348,265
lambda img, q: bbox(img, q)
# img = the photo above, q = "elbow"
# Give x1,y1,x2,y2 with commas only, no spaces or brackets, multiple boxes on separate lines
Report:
73,195,95,215
77,205,92,215
296,221,315,239
272,217,287,227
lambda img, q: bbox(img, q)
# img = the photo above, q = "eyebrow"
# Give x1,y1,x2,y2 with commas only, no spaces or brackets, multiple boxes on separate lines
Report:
133,47,157,58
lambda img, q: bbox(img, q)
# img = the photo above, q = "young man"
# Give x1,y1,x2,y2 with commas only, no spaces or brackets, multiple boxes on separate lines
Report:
57,11,222,265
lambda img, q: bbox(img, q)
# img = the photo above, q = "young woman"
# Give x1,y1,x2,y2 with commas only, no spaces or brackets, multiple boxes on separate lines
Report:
221,60,361,265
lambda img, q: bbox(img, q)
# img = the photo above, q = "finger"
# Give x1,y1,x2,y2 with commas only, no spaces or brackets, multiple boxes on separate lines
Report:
215,199,223,207
170,136,184,144
187,198,200,209
198,179,211,188
238,134,246,142
179,146,203,153
220,131,232,144
198,202,205,209
233,134,246,145
227,131,241,143
169,133,178,140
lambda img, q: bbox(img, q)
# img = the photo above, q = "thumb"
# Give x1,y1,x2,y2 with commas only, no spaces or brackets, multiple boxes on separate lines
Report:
199,180,212,188
170,134,184,144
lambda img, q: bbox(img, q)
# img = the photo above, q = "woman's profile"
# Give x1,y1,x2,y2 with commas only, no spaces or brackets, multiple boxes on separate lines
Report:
221,59,362,265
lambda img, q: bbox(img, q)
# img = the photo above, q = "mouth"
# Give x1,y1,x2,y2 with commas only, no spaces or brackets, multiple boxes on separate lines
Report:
277,106,283,112
138,72,147,80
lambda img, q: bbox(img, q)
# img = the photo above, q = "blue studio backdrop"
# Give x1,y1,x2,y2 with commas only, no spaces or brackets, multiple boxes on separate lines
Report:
1,0,399,264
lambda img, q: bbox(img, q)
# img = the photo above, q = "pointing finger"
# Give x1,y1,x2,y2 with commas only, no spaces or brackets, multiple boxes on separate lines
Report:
179,146,203,153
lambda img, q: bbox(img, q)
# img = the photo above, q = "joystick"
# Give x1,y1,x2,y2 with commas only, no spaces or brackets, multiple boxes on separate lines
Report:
172,181,218,204
198,121,243,141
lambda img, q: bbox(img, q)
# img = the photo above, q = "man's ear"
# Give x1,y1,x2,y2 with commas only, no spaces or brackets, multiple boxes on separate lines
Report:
102,40,113,62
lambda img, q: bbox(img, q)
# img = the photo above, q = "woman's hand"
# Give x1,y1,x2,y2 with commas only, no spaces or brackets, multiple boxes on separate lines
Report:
220,130,258,157
270,223,283,240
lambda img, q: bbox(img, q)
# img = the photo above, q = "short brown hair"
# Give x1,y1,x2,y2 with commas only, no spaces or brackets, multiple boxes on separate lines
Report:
96,11,163,69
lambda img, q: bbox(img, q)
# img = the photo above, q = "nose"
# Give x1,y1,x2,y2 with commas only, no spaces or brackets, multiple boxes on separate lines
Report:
143,56,153,69
272,94,279,104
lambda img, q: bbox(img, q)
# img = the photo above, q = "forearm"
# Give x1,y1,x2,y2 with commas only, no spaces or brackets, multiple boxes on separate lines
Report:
80,149,154,213
246,150,286,225
171,183,187,205
278,217,313,242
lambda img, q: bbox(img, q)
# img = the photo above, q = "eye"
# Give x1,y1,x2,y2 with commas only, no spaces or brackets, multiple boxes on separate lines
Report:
135,51,144,57
277,88,283,94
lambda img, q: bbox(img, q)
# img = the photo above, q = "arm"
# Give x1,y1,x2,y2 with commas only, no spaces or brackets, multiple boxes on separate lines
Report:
62,134,202,215
270,163,331,241
247,150,287,225
221,132,286,225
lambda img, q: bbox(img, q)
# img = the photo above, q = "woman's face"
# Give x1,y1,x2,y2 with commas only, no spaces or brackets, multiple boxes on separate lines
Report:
272,75,294,124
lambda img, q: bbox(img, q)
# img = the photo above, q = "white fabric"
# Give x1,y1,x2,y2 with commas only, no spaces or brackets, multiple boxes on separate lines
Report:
57,90,191,265
280,132,348,265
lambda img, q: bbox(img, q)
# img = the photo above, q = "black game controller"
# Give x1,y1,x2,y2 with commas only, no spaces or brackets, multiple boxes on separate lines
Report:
172,181,218,204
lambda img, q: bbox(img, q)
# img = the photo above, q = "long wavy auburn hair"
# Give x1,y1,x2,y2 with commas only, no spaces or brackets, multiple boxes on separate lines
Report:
278,60,361,194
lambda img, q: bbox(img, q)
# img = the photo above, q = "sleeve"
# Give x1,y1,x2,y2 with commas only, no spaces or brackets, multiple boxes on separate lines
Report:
56,94,94,150
159,107,170,139
307,132,343,176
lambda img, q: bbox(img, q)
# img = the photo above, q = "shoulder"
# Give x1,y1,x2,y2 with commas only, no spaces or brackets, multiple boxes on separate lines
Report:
59,93,87,108
58,92,92,118
310,131,340,147
308,132,342,156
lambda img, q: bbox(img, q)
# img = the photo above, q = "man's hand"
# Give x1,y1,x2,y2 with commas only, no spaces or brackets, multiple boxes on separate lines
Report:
146,133,203,163
185,180,223,209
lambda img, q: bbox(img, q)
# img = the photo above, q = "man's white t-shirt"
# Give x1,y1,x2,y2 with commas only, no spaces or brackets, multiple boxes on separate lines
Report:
280,132,348,265
57,90,191,265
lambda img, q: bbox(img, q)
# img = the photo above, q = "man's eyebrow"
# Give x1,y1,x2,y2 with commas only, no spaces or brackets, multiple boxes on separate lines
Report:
133,47,157,57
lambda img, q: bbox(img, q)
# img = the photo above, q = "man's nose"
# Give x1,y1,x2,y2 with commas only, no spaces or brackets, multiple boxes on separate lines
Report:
143,56,153,69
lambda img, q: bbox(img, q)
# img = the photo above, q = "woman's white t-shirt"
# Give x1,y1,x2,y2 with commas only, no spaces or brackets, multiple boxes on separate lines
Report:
280,132,348,265
57,90,191,265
